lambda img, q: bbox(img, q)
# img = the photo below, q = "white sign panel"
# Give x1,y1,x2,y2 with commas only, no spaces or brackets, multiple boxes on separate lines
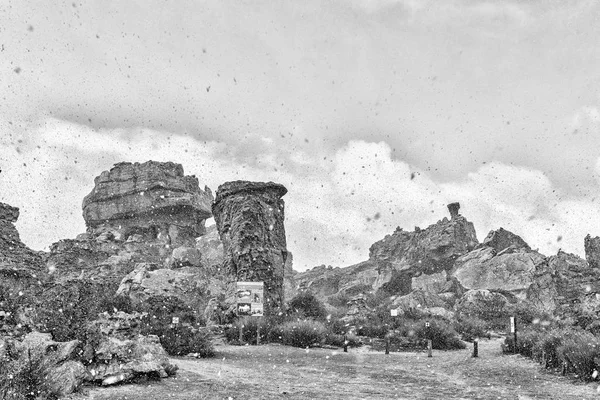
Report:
390,309,398,317
236,281,264,317
510,317,516,333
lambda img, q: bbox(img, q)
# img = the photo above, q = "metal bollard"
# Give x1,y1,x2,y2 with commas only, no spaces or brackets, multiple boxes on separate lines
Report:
427,340,432,358
472,340,478,358
385,336,390,355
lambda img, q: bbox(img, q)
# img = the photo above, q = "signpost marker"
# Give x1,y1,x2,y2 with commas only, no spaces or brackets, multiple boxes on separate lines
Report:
510,316,517,354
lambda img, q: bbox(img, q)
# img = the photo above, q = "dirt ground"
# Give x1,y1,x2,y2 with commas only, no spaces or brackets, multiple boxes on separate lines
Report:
74,338,599,400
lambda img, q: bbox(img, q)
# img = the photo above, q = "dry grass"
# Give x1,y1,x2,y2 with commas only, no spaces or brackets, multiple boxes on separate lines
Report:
71,338,598,400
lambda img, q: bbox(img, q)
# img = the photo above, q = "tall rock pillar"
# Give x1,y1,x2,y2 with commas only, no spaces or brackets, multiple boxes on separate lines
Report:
212,181,288,316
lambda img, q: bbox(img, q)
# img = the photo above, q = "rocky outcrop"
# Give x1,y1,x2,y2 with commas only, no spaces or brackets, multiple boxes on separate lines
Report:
85,312,178,386
10,332,88,397
451,244,545,298
454,289,509,319
482,228,530,252
584,234,600,269
195,225,224,269
0,202,46,290
82,161,213,247
212,181,288,315
526,250,600,314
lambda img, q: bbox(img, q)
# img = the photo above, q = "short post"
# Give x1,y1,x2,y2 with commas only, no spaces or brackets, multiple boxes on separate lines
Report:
343,335,348,353
472,339,478,358
239,323,243,343
385,336,390,355
427,339,432,358
256,323,260,345
510,316,517,354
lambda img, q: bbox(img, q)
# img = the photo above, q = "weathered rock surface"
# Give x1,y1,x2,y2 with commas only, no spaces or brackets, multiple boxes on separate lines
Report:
83,161,213,246
451,244,545,298
12,332,88,397
392,289,450,318
86,312,178,386
212,181,288,315
454,289,509,319
369,204,478,293
526,250,600,314
482,228,531,252
0,202,46,291
585,234,600,269
195,224,224,269
342,294,372,322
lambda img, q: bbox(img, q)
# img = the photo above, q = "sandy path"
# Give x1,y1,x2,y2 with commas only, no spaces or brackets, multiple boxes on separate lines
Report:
77,338,599,400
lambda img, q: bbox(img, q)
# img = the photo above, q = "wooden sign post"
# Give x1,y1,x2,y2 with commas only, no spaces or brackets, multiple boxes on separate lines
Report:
472,339,478,358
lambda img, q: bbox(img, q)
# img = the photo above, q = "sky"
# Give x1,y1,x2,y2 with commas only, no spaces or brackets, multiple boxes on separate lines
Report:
1,0,600,271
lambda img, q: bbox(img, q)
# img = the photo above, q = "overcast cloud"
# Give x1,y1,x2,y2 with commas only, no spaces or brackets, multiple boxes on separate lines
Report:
1,0,600,270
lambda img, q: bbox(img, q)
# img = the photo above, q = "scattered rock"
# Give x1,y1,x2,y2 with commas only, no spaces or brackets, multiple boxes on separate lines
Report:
482,228,531,253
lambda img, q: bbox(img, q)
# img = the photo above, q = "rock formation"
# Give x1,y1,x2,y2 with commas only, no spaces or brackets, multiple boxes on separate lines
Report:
82,161,213,246
482,227,531,253
212,181,288,315
584,234,600,269
451,240,545,299
0,202,46,290
527,250,600,314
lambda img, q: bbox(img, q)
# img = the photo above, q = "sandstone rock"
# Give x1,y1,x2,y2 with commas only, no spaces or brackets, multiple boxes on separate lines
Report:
212,181,288,315
0,202,46,285
170,246,202,268
13,332,87,397
195,225,224,269
527,250,600,314
392,289,446,313
342,294,372,321
454,289,509,319
369,204,478,293
482,227,531,252
82,161,213,246
451,245,545,298
86,312,178,385
585,234,600,269
411,270,448,294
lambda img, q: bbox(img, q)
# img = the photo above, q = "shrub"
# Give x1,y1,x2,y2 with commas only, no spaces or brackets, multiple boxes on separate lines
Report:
287,292,327,321
414,319,465,350
323,332,361,348
157,325,214,357
557,330,600,380
280,320,327,348
355,322,389,339
453,316,490,342
224,316,280,345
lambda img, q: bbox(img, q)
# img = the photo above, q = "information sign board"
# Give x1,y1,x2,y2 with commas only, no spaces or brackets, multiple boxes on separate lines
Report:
236,282,264,317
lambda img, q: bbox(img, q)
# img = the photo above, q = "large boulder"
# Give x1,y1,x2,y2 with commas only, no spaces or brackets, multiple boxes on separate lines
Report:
482,227,531,252
527,250,600,315
85,312,178,386
451,243,545,299
454,289,509,320
82,161,213,246
212,181,288,315
392,289,449,318
12,332,88,397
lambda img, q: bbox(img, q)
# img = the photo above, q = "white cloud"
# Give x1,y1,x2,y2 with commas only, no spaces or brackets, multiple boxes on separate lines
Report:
2,116,600,270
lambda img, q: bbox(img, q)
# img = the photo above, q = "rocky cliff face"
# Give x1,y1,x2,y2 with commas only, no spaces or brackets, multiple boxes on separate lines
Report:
212,181,288,315
83,161,213,247
450,229,545,299
526,250,600,314
294,204,479,304
0,202,46,287
584,234,600,269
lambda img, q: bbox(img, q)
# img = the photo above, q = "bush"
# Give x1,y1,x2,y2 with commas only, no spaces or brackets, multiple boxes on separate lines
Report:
413,319,465,350
157,325,214,357
323,332,361,348
453,316,490,342
557,330,600,380
287,292,327,321
224,316,282,345
280,320,327,348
